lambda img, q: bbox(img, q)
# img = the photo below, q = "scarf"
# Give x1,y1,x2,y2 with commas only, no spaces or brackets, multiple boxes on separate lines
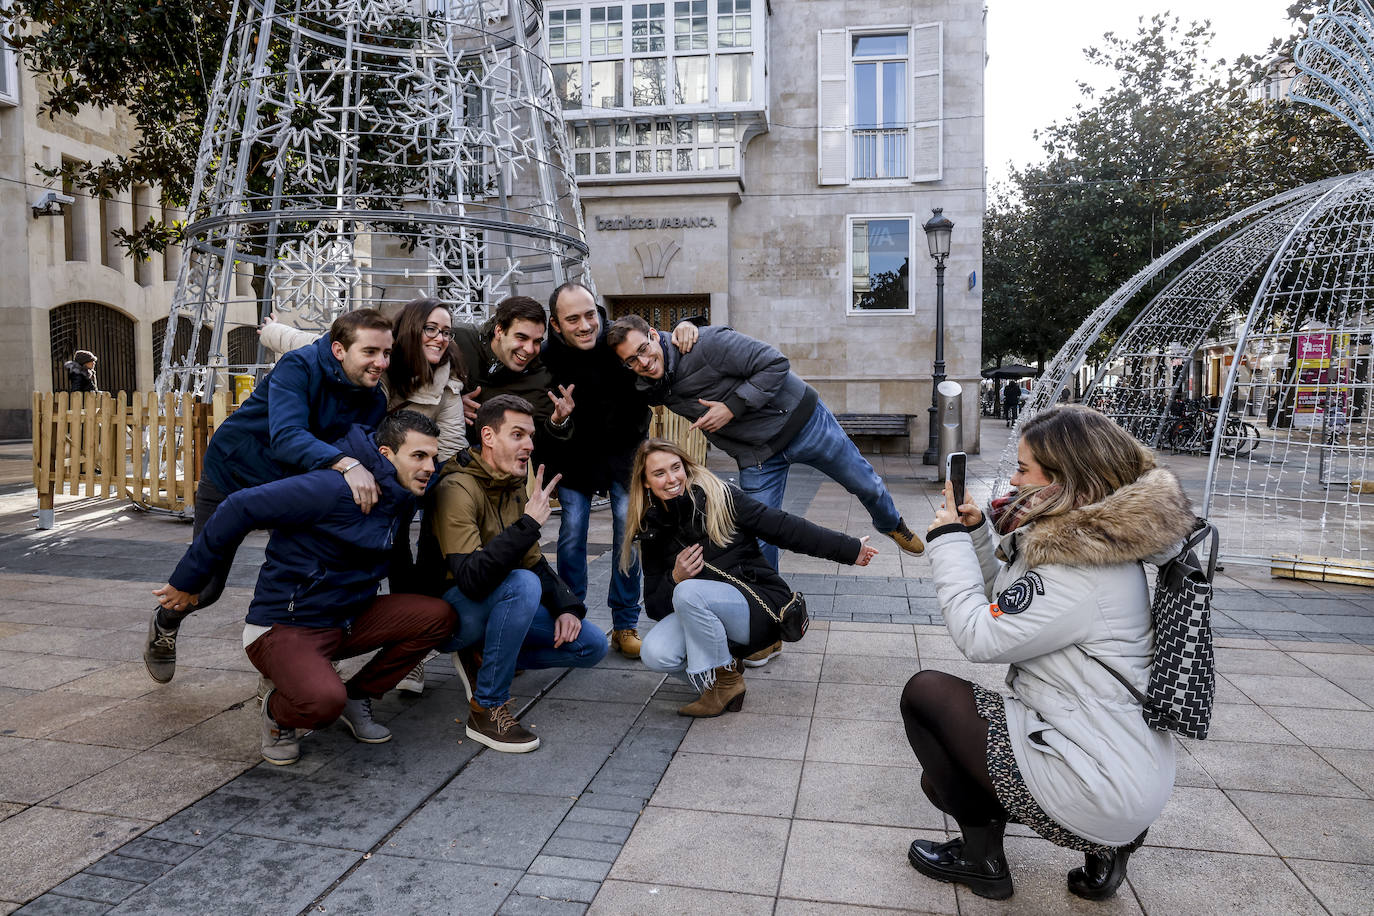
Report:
989,484,1062,535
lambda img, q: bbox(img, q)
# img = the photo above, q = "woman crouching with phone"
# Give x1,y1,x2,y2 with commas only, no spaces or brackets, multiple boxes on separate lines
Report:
903,405,1195,901
623,439,878,716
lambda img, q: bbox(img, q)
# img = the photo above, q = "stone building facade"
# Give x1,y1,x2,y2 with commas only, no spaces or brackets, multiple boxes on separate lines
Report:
0,29,202,437
548,0,986,452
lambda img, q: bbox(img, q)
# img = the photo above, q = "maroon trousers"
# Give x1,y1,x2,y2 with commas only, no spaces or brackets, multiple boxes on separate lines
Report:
245,593,455,730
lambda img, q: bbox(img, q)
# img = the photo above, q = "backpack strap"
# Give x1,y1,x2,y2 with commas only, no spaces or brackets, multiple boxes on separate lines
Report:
1080,647,1151,708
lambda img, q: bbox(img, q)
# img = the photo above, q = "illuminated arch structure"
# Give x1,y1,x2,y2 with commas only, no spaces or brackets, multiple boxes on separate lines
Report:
1005,0,1374,579
157,0,589,396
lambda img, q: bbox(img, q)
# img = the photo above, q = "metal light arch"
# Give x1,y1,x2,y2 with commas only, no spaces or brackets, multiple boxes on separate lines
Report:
157,0,591,397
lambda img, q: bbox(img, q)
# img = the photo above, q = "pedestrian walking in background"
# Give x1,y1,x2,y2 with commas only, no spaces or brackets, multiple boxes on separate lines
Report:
901,405,1195,901
64,350,98,392
1002,380,1021,427
625,438,877,717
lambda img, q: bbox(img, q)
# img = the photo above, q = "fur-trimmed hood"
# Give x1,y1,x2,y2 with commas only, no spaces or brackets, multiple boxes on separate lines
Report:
1016,468,1195,568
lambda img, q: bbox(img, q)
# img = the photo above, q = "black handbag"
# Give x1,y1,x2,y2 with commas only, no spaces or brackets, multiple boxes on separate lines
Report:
704,562,810,642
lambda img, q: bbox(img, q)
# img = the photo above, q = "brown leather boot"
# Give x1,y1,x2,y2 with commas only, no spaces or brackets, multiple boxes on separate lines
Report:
677,661,745,717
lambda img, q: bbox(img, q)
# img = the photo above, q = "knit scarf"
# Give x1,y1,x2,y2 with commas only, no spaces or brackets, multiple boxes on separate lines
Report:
989,484,1062,535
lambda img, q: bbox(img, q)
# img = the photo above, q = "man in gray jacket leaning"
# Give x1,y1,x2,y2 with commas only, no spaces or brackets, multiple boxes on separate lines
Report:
608,315,924,573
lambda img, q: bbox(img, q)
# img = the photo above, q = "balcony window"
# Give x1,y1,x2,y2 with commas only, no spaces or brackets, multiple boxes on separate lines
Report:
716,0,751,48
674,0,708,51
553,63,583,110
548,9,582,59
674,55,709,105
590,59,624,108
631,2,666,53
566,113,741,178
717,53,752,103
852,34,907,179
632,58,668,105
589,5,624,55
849,215,913,313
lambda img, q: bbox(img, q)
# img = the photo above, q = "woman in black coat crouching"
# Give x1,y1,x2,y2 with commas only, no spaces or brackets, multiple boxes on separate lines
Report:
623,438,878,716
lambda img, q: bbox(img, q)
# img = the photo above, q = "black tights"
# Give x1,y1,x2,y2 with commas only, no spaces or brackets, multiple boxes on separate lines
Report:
900,669,1008,827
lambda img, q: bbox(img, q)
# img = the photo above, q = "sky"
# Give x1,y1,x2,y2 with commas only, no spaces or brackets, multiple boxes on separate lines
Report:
985,0,1302,189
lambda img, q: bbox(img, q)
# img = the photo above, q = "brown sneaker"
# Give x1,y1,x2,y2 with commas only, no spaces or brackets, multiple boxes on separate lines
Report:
465,698,540,753
610,628,642,659
743,640,782,668
885,520,926,556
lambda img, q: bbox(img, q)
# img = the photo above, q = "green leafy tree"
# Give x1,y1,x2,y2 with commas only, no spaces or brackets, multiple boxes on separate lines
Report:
6,0,230,259
984,10,1374,369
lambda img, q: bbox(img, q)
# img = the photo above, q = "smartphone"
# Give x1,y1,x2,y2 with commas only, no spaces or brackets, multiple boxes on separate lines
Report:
945,451,967,512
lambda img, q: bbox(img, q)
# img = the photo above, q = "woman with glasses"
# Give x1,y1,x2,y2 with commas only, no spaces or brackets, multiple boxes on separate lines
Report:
261,297,468,461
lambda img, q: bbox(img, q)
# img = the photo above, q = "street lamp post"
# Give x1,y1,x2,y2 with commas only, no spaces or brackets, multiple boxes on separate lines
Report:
922,207,954,465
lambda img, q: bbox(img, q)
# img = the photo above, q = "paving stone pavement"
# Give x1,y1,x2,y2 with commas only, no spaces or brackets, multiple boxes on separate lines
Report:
1,425,1371,914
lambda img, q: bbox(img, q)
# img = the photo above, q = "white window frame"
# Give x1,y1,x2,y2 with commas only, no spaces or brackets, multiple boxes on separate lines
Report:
0,0,19,108
845,213,915,316
817,23,942,186
849,31,909,183
547,0,763,116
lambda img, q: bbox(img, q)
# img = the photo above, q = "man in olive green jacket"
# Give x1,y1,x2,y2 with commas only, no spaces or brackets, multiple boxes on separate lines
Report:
431,393,607,753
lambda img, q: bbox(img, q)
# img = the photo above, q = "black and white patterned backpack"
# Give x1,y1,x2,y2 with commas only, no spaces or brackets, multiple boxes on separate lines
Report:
1087,519,1219,740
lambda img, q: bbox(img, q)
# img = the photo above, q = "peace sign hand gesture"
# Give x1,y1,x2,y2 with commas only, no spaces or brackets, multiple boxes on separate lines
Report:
548,384,576,426
524,464,563,526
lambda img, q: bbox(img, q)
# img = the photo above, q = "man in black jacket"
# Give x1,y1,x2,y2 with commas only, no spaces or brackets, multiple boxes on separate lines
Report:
539,282,654,659
432,394,608,753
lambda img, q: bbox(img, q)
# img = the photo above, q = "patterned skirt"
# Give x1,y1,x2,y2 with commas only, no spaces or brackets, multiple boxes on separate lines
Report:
971,684,1115,856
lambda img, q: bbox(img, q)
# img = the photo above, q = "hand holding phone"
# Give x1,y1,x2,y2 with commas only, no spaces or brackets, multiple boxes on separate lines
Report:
945,451,967,513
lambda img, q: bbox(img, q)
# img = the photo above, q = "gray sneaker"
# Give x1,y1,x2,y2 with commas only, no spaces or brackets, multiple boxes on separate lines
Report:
396,660,425,695
260,690,299,766
339,696,392,744
143,614,178,683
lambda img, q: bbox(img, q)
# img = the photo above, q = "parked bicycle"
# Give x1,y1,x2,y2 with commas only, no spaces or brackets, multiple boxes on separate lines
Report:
1163,398,1261,458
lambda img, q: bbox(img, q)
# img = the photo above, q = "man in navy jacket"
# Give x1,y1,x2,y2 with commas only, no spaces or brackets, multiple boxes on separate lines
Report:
154,412,455,766
144,308,393,683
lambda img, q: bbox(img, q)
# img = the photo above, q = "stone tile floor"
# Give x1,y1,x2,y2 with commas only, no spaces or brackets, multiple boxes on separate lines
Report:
0,425,1371,914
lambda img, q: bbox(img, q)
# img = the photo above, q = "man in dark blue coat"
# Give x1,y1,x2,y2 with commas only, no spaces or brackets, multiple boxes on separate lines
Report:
153,412,455,766
144,308,393,683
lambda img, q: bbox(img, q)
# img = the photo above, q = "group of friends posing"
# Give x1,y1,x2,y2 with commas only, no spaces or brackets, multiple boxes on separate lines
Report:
144,286,1192,902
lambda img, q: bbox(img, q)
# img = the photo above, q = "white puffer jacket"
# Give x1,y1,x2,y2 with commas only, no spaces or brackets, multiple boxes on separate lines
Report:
927,468,1196,845
259,322,467,460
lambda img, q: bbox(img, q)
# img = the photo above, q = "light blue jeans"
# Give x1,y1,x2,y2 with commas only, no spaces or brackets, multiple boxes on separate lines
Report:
640,579,751,686
441,569,608,708
738,400,901,569
557,480,642,631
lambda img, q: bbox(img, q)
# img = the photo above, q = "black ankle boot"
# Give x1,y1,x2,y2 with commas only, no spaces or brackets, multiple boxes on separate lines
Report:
1067,830,1147,900
908,822,1013,900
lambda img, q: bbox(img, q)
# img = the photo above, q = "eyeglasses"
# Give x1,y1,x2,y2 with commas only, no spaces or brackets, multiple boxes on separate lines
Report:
621,339,655,369
422,323,454,341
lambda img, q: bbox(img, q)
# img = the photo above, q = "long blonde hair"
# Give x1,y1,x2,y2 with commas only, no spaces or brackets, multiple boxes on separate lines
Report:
621,438,736,572
1014,404,1156,524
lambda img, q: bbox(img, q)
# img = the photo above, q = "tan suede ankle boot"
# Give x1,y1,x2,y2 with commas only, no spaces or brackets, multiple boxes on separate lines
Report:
677,660,745,717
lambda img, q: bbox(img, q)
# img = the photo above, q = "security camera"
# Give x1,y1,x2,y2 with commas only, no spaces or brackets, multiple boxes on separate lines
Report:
31,189,75,218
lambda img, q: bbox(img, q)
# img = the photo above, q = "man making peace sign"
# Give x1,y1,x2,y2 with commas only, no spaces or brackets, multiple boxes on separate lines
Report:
429,393,608,753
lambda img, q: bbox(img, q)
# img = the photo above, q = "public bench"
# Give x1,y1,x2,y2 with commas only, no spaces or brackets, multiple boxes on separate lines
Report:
835,413,910,453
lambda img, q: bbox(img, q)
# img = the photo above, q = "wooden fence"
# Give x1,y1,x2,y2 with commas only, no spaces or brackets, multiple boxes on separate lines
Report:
31,395,708,528
650,407,709,465
32,391,236,526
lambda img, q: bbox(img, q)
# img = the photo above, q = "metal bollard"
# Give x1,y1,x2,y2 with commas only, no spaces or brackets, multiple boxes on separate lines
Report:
936,380,963,481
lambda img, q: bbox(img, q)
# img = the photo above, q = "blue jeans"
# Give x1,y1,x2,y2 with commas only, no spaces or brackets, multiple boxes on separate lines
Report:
441,570,608,708
639,579,751,683
557,481,642,631
738,400,902,568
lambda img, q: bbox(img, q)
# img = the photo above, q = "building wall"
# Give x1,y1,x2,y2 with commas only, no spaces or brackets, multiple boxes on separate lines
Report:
565,0,986,452
0,48,179,437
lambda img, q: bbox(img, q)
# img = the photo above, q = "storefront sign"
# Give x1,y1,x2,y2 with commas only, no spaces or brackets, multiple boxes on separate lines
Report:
1293,332,1352,429
595,215,718,231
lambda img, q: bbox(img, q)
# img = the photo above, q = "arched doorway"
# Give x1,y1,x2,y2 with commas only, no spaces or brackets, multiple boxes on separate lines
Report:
49,302,136,395
151,317,212,381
